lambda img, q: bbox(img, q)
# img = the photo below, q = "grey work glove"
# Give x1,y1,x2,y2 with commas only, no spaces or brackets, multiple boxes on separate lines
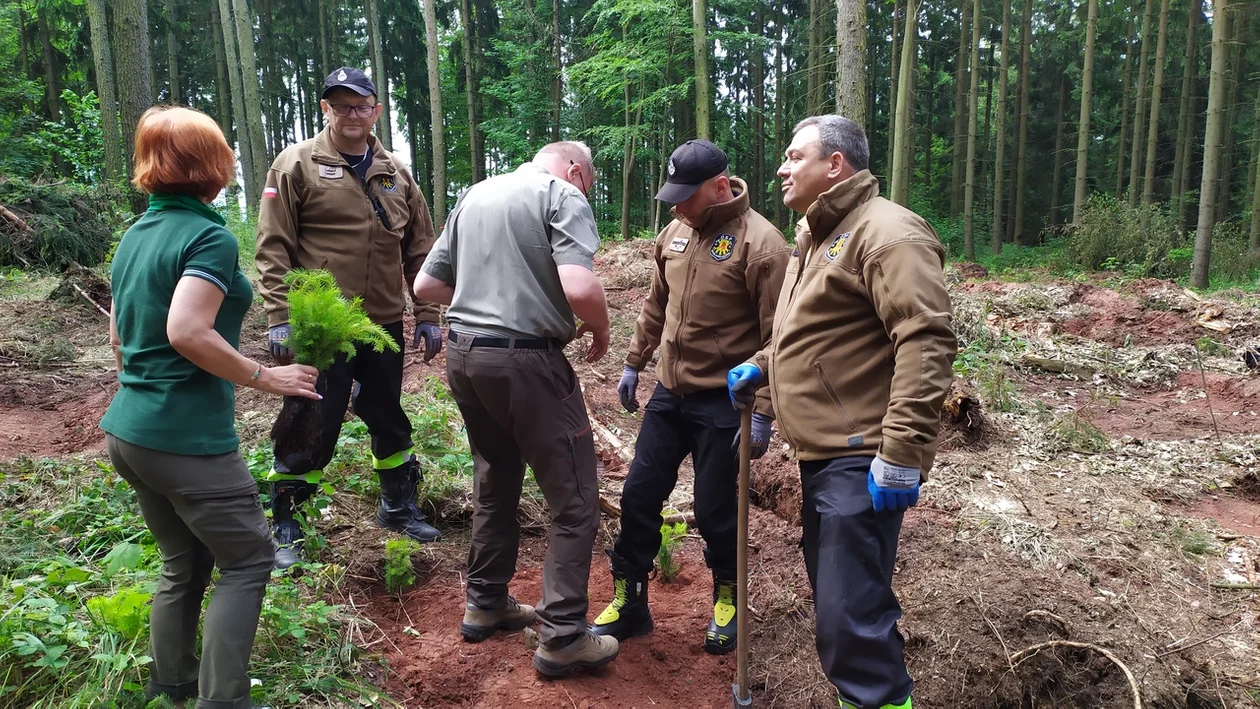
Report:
413,322,443,363
618,365,640,412
731,412,773,460
268,324,293,365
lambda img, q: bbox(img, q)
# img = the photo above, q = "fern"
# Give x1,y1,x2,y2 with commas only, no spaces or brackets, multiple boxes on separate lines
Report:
283,269,399,372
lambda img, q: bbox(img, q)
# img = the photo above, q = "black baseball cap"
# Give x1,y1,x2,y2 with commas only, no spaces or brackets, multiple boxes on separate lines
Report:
655,140,729,203
322,67,377,98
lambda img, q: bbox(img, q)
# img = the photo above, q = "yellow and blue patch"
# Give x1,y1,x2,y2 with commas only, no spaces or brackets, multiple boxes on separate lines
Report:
378,175,398,193
825,232,850,261
711,233,735,261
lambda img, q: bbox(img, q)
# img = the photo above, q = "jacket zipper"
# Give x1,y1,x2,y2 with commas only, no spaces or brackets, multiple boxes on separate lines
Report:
813,362,858,433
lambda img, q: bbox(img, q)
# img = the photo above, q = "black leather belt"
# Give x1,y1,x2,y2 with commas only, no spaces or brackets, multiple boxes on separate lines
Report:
449,330,554,350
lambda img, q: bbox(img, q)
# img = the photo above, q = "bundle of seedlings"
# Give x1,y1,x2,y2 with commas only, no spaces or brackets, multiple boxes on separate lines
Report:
270,269,398,462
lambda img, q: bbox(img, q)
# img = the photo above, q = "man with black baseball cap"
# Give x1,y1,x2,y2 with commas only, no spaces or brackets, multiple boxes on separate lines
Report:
590,139,790,654
255,66,445,570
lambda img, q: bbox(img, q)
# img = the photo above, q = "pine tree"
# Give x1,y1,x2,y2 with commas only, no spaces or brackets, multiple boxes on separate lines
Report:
1191,0,1229,288
1073,0,1099,223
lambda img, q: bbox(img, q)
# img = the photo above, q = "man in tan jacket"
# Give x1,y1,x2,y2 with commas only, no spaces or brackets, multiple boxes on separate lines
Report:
728,116,956,709
591,140,789,654
256,67,443,570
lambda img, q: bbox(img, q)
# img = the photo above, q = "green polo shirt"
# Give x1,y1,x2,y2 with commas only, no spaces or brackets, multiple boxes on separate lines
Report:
100,194,254,455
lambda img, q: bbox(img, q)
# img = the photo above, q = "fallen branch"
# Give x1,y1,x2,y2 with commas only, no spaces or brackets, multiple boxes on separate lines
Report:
597,494,693,526
0,205,32,232
1018,356,1096,379
589,413,635,464
1210,582,1259,590
1008,641,1141,709
70,282,110,318
1154,621,1245,659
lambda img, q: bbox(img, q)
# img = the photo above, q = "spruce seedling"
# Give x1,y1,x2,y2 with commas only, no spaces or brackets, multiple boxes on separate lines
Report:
283,269,398,372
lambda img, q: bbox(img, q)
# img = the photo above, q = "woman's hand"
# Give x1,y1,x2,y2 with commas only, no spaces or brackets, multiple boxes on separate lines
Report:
254,364,322,400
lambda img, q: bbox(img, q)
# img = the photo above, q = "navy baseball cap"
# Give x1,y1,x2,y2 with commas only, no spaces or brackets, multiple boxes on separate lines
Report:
323,67,377,98
655,140,729,203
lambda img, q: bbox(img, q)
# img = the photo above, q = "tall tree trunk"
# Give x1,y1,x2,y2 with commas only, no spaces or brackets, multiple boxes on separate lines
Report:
991,0,1011,251
807,0,819,113
1115,0,1138,196
835,0,866,124
693,0,711,140
164,0,180,103
753,4,766,212
773,0,786,228
114,0,154,211
1073,0,1098,222
1191,0,1228,288
258,0,280,157
458,0,482,179
1215,14,1246,223
551,0,561,141
887,0,902,181
1050,74,1068,228
422,0,447,225
950,0,971,216
86,0,125,183
1141,0,1171,212
37,10,60,123
367,0,394,152
318,0,331,72
1172,0,1201,230
980,41,994,201
1250,91,1260,249
211,0,232,140
1127,0,1155,206
218,0,257,211
964,0,981,260
1012,0,1032,244
232,0,269,202
18,9,30,84
890,0,917,205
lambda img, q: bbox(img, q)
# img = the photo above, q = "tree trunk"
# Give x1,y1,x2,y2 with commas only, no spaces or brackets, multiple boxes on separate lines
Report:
1127,0,1155,206
113,0,154,211
232,0,269,202
963,0,981,260
887,0,902,181
551,0,561,141
980,41,994,200
1073,0,1098,223
366,0,393,152
1049,74,1068,228
257,0,280,157
693,0,711,140
1012,0,1032,244
1215,14,1246,223
211,0,232,140
1191,0,1228,288
835,0,866,124
422,0,447,225
1141,0,1171,212
950,0,971,216
991,0,1011,251
1115,0,1138,197
164,0,180,103
890,0,917,205
458,0,483,179
753,4,766,212
773,0,786,228
18,9,30,84
1251,90,1260,249
217,0,256,211
1172,0,1201,230
86,0,125,183
37,10,60,123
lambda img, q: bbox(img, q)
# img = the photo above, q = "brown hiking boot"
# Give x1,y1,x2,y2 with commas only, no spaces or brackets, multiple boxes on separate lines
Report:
532,630,619,677
460,596,537,642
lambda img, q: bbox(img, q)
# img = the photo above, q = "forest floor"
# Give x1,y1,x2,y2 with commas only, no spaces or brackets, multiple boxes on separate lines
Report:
0,245,1258,707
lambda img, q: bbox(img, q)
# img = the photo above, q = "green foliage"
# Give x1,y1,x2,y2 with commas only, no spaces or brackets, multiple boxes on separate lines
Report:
0,178,127,269
283,269,399,372
86,586,152,640
1195,336,1230,357
656,518,687,583
30,91,105,184
1064,194,1181,277
384,538,421,594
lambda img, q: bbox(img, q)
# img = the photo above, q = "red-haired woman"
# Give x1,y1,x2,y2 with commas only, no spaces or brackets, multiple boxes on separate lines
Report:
100,105,320,708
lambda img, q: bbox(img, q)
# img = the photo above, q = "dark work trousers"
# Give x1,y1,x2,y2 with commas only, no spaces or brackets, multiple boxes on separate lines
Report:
445,332,600,644
801,455,913,708
270,321,413,480
106,435,275,709
613,383,740,576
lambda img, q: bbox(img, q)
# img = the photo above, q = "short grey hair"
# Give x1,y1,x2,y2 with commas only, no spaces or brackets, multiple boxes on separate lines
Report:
536,140,594,174
793,115,869,172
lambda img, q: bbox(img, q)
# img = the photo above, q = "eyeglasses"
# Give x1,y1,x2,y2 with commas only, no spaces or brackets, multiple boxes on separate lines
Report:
328,103,377,118
570,160,589,196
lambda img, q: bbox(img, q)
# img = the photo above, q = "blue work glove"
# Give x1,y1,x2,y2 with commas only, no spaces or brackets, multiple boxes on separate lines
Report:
731,412,773,460
726,364,762,409
867,457,921,512
413,322,443,363
618,365,640,413
268,324,293,365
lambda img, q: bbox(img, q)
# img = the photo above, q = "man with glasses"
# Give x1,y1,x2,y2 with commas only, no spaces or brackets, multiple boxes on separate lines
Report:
256,66,444,571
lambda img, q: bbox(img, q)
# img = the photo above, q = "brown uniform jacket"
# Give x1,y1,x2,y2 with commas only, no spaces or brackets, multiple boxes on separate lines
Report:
255,129,439,327
749,170,956,472
626,178,790,417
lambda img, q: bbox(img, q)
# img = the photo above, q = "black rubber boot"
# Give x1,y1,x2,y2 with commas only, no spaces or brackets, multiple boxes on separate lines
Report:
590,551,654,640
270,480,317,571
704,571,738,655
376,457,441,542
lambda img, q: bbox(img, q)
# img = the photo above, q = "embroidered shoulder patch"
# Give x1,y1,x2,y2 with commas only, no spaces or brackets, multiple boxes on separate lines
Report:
379,175,398,192
710,233,735,261
825,232,850,261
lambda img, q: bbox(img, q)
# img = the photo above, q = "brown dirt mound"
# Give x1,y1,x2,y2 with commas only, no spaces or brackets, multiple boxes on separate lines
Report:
750,447,802,525
939,382,995,452
1089,371,1260,441
0,374,115,459
1058,283,1203,347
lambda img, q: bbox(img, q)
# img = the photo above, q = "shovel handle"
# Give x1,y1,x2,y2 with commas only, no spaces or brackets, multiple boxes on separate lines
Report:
735,406,752,704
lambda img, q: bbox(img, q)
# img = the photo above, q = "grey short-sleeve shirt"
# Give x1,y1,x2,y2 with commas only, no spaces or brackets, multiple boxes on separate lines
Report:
421,163,600,341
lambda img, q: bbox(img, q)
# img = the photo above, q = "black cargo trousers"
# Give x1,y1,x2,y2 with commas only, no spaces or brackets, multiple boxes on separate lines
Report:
612,383,740,577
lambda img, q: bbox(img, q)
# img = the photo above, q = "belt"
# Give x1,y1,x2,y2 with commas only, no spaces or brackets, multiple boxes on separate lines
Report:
449,330,555,350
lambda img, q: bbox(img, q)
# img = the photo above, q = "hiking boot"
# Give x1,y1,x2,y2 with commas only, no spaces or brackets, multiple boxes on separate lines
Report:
704,572,737,655
270,481,316,572
460,596,537,642
841,698,913,709
376,457,441,542
590,552,653,640
532,630,619,677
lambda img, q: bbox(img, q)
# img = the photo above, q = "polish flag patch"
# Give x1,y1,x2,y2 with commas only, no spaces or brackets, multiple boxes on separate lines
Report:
262,187,278,199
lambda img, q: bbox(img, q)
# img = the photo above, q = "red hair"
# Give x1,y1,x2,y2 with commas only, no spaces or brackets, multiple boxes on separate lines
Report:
131,106,235,202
